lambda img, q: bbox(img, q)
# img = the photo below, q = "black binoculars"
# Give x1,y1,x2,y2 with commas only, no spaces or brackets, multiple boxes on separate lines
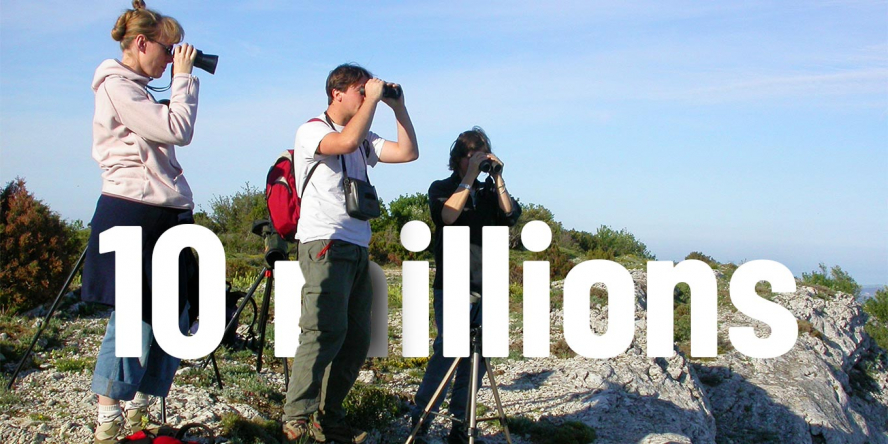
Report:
359,83,402,100
479,159,503,174
194,50,219,75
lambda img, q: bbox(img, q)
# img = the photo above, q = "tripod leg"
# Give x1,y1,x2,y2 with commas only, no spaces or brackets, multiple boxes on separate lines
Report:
161,397,167,424
282,358,290,387
255,271,274,373
406,357,462,444
198,267,266,380
7,246,87,390
484,358,513,444
468,349,481,444
209,353,223,389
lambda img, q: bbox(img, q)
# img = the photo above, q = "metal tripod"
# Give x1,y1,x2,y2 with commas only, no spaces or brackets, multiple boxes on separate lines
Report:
200,219,292,389
406,323,513,444
201,264,289,389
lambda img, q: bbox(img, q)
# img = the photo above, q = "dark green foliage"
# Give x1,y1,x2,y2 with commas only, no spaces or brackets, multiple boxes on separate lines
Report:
532,245,574,281
800,263,861,298
386,192,432,229
506,415,596,444
590,225,654,260
568,225,654,261
369,193,433,265
863,287,888,350
686,251,719,268
510,203,558,249
585,248,615,261
220,413,284,444
196,183,267,256
0,178,81,314
341,383,402,431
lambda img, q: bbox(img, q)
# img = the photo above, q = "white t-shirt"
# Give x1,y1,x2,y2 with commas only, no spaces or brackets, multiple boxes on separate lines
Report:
293,114,386,247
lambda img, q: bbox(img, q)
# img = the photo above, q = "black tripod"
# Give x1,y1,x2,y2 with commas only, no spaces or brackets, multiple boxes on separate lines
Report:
200,220,291,389
406,299,513,444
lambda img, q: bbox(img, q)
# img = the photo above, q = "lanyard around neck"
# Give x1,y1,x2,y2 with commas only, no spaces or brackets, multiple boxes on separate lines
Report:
322,112,371,184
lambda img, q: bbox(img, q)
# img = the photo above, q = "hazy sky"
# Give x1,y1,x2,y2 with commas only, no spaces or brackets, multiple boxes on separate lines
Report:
1,1,886,284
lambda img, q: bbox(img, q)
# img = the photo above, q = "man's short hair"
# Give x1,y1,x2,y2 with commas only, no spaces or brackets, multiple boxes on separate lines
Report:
448,126,492,171
326,63,373,105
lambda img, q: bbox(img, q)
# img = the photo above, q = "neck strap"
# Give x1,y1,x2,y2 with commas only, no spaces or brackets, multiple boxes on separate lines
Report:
320,112,371,185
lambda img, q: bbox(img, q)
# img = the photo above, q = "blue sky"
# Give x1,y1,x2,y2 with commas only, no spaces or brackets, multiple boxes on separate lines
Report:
1,1,886,284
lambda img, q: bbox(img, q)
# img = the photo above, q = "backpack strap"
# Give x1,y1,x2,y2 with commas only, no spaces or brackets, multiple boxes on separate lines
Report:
300,117,329,198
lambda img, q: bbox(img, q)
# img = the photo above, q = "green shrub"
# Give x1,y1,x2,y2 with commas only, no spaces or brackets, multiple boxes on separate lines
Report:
585,248,615,261
587,225,655,260
509,203,558,250
0,383,22,415
341,383,401,431
506,415,596,444
55,356,96,373
220,413,284,444
800,263,861,298
532,245,575,281
1,178,81,314
197,183,267,256
369,194,434,265
863,287,888,350
685,251,718,268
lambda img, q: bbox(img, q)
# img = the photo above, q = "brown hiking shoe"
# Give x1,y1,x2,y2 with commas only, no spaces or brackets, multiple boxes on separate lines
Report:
283,419,310,442
310,418,367,443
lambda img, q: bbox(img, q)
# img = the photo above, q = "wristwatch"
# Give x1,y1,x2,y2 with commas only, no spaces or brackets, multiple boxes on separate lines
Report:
458,183,471,191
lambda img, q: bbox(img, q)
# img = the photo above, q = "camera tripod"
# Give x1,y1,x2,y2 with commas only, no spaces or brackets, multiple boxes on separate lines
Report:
406,313,513,444
199,219,291,389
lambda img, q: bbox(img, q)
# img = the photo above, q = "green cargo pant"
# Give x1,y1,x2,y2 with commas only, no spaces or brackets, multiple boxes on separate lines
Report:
283,239,372,422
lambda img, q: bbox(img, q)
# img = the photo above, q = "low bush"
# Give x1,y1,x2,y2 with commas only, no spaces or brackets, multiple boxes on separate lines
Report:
800,263,861,298
863,287,888,350
220,413,283,444
506,415,596,444
686,251,718,268
1,178,81,314
341,383,402,431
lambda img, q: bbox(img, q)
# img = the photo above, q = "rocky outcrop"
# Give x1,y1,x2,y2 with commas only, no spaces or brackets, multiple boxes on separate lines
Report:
1,272,885,444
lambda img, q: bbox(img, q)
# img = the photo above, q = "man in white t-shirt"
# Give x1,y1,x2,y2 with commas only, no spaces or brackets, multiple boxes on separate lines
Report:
282,63,418,443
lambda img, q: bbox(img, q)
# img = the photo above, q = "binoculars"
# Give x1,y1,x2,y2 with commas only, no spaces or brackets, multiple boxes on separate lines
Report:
359,83,402,100
479,159,502,174
194,50,219,75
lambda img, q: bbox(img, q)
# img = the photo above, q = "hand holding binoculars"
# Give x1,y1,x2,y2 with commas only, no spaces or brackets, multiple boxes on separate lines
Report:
480,159,503,174
359,83,402,100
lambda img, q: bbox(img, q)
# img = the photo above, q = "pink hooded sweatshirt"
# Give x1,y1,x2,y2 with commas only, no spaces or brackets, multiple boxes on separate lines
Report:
91,59,199,209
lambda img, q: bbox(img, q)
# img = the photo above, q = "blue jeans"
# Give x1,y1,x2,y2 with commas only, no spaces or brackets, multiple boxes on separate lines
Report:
412,289,485,426
91,307,189,400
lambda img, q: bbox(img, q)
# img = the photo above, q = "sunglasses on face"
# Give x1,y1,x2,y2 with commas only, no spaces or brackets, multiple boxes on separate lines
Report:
151,40,174,56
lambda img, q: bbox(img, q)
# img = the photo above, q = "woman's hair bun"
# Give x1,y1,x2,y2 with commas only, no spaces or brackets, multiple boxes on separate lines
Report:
132,0,146,10
111,11,131,41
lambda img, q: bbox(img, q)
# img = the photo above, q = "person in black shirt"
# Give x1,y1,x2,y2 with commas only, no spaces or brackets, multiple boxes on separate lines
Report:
411,127,521,444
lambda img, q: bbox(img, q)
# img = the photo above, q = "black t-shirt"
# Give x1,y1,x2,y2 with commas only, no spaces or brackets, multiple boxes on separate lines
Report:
428,172,521,292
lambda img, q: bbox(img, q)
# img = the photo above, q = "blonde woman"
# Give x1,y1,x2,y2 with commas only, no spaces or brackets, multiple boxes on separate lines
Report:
82,1,200,442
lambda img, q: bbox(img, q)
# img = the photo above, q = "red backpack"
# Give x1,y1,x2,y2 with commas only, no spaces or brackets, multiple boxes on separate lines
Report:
265,149,320,242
